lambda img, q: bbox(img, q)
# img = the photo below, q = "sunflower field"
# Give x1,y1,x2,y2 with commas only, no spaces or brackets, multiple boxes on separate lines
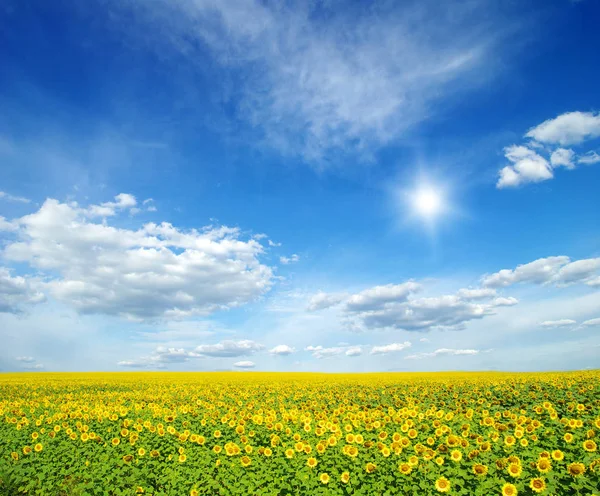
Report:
1,371,599,496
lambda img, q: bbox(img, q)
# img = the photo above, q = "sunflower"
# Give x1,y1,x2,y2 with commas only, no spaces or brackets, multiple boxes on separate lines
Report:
564,433,574,443
34,443,43,453
536,458,552,473
178,454,187,463
567,462,585,477
10,452,19,461
138,448,146,456
307,457,317,468
319,473,330,484
150,450,159,458
529,478,546,494
583,440,597,452
502,482,518,496
285,448,294,458
473,463,488,476
240,455,251,467
190,490,199,496
341,472,350,484
507,463,522,477
551,449,564,461
399,462,412,475
365,462,376,474
263,448,272,457
111,438,120,446
450,450,462,462
22,446,32,455
122,455,133,463
435,477,450,493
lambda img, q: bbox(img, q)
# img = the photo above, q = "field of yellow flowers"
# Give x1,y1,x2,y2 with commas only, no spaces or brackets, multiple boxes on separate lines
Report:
1,371,599,496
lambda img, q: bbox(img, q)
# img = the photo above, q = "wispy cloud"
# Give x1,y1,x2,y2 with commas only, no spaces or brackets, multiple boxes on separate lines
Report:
0,191,30,203
112,0,512,162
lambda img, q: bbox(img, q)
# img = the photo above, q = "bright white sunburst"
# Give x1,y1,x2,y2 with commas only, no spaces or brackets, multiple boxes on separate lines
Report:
412,187,443,219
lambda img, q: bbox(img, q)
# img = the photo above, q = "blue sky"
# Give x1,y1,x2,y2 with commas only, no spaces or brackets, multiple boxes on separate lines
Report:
1,0,599,372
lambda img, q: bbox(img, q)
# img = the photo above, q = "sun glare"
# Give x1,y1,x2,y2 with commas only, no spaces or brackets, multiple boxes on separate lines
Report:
413,187,443,218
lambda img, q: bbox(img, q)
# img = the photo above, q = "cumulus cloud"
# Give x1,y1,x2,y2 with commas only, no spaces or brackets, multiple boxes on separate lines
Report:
233,361,255,368
280,254,299,265
304,344,363,359
493,297,519,306
311,279,516,333
0,268,46,314
497,145,552,188
497,112,600,188
525,111,600,146
405,348,480,360
111,0,510,161
370,342,412,355
119,339,264,368
306,292,347,311
3,196,274,320
346,282,421,312
269,344,295,356
456,288,497,300
194,340,264,357
550,148,576,169
482,256,600,288
539,319,576,328
0,216,18,232
345,347,363,357
578,151,600,165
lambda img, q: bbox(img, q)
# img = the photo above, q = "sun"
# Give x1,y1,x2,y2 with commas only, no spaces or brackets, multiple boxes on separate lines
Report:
412,187,443,218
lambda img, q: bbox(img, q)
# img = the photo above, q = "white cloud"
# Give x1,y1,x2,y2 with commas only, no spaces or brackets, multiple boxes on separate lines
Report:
525,111,600,146
578,151,600,165
119,339,264,368
493,296,519,306
15,356,36,363
0,268,46,314
550,148,575,169
345,347,362,357
580,318,600,328
280,254,299,265
304,344,363,359
85,193,138,218
194,340,264,357
114,0,508,161
269,344,295,355
306,292,347,311
0,191,30,203
3,196,274,320
540,319,576,328
481,256,600,288
370,341,412,355
346,282,421,312
405,348,480,360
268,240,282,247
233,361,255,368
310,278,516,333
496,145,552,188
456,288,497,300
0,216,18,232
419,338,430,342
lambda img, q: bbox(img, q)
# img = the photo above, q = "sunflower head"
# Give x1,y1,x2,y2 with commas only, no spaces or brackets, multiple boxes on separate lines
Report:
435,477,451,493
529,478,546,494
319,473,330,484
567,462,585,477
502,482,518,496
